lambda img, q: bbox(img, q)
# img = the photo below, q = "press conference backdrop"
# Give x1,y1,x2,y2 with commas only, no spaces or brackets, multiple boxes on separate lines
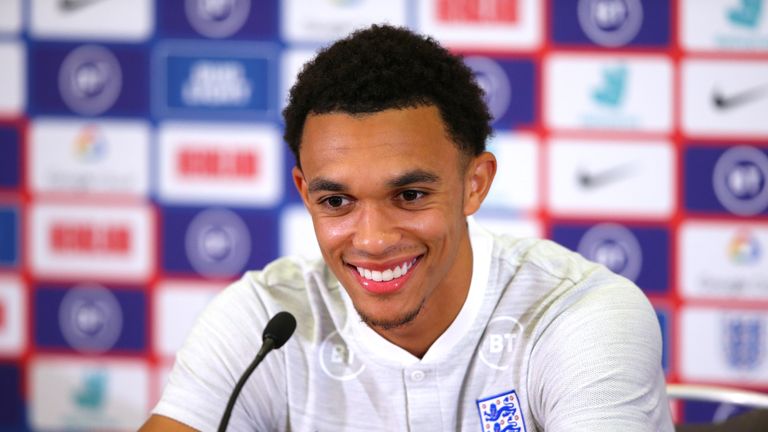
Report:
0,0,766,429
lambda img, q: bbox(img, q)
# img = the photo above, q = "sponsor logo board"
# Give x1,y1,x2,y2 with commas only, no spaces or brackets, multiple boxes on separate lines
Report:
35,284,146,354
0,0,22,34
0,42,25,115
157,122,282,206
551,222,670,294
30,0,153,41
465,56,535,130
418,0,541,50
30,203,154,280
680,221,768,300
154,281,222,357
282,0,406,43
30,118,150,197
682,59,768,137
0,276,25,355
680,307,768,384
681,0,768,52
547,138,675,217
157,0,278,40
154,41,278,120
30,357,149,431
546,54,672,132
280,205,321,260
482,132,539,211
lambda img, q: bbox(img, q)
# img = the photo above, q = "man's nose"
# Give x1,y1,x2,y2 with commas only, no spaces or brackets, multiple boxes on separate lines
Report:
351,205,400,255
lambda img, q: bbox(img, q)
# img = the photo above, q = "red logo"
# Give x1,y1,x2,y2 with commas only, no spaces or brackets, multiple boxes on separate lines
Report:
437,0,518,23
178,147,258,179
51,223,131,254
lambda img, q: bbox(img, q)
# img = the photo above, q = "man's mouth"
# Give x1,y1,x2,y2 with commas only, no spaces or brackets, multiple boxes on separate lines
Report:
354,257,417,282
345,256,422,294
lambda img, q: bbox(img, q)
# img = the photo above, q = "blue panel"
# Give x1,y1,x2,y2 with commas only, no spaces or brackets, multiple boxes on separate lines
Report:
656,308,670,375
466,57,536,131
0,207,19,268
157,0,279,40
551,222,670,294
0,363,24,428
153,41,278,120
161,206,279,277
551,0,670,47
35,285,147,353
0,125,21,189
682,400,753,424
685,145,768,216
28,42,149,117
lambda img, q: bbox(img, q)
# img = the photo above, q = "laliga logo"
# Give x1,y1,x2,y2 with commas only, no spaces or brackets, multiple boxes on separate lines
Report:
713,146,768,216
59,284,123,354
185,0,251,38
58,45,123,116
185,208,251,278
578,0,643,47
577,223,642,282
464,56,511,123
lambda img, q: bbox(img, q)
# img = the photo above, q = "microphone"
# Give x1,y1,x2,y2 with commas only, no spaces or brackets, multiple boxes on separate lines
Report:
217,311,297,432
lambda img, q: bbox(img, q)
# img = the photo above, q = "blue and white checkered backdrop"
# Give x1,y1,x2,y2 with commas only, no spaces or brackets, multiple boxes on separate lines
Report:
0,0,767,429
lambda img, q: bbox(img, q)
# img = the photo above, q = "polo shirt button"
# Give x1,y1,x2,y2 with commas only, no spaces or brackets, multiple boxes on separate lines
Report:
411,370,425,382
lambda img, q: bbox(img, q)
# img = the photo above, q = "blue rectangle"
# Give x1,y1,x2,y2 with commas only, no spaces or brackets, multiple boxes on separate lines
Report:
34,285,147,353
0,207,19,268
465,56,536,131
161,206,279,278
685,145,768,216
0,363,24,428
551,0,670,48
153,41,278,120
157,0,278,40
682,400,753,424
655,308,670,375
551,222,670,294
28,42,149,117
0,125,21,189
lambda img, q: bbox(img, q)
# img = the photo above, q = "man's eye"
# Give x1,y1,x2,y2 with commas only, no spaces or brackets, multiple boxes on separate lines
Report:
400,190,424,201
324,196,346,208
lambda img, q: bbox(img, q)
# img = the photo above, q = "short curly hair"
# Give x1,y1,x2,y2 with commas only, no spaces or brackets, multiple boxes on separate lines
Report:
282,24,493,168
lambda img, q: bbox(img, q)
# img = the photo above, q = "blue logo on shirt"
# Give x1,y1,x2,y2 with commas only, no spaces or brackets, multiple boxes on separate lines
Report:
476,389,527,432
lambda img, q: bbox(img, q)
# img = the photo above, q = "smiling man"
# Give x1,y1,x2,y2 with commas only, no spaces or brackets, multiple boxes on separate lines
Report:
142,25,673,431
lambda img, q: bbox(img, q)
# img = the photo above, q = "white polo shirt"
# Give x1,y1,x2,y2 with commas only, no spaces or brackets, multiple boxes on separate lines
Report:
154,220,673,431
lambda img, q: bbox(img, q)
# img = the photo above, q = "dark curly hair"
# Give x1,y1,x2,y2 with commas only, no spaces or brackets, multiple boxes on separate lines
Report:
282,24,493,168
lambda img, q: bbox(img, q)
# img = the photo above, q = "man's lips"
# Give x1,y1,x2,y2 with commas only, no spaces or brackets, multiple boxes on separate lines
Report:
345,255,422,295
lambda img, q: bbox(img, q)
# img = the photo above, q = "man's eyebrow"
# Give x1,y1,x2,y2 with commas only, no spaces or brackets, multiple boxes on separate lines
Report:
308,178,347,193
388,170,441,188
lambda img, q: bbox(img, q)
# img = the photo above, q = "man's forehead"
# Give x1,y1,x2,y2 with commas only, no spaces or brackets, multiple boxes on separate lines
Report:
306,169,442,193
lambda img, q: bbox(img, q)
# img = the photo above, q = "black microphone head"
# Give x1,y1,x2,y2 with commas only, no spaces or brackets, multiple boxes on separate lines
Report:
262,311,296,349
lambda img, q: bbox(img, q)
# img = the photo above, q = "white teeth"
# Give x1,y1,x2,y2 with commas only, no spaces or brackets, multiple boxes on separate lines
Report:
355,259,416,282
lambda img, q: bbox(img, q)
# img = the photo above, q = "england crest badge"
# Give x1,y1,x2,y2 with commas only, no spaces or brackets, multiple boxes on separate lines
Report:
476,389,527,432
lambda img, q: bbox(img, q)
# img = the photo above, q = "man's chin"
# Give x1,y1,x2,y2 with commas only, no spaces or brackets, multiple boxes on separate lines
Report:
356,301,424,331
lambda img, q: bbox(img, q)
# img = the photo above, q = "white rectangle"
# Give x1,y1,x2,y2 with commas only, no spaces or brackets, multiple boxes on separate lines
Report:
681,0,768,52
417,0,542,50
484,132,539,211
545,54,672,133
282,0,407,43
30,203,154,281
30,118,150,197
680,307,768,384
682,59,768,137
547,138,675,217
154,281,222,357
157,122,282,206
0,42,25,115
30,357,150,431
0,275,25,355
679,221,768,300
30,0,153,41
280,204,321,260
0,0,22,33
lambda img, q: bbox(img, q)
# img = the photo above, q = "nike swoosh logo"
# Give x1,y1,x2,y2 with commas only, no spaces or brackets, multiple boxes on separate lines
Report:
60,0,107,12
577,163,636,190
712,83,768,110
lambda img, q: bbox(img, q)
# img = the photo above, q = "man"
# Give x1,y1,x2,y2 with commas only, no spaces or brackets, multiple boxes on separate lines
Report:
142,25,672,431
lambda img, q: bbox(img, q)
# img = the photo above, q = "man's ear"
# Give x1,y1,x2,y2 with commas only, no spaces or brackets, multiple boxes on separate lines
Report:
292,166,311,207
463,151,497,216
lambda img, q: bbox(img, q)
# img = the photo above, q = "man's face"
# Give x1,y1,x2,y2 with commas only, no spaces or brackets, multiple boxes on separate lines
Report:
293,105,494,333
